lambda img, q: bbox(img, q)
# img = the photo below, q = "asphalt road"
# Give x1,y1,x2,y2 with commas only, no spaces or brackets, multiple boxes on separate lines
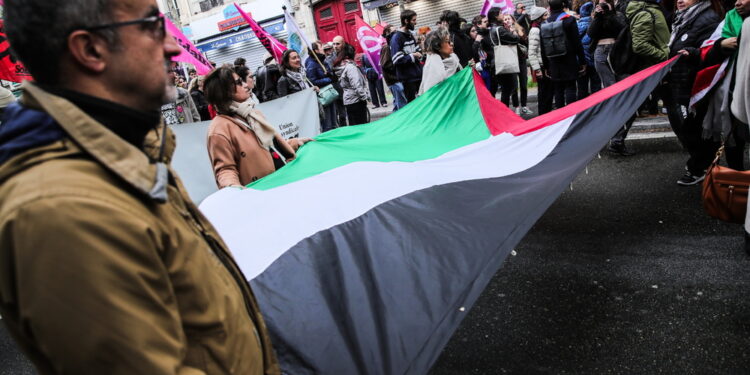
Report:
1,135,748,374
430,137,750,374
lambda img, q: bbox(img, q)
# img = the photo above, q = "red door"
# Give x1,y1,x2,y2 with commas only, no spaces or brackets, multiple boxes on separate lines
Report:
313,0,363,53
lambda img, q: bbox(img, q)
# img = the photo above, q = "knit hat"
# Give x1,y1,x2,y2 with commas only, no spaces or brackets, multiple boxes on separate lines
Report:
528,6,548,22
0,87,16,108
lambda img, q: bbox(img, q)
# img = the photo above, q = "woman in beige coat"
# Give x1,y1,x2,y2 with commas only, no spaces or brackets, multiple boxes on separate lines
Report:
204,65,311,188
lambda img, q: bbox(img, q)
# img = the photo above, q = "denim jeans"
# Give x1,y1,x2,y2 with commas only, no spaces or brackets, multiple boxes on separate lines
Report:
389,82,407,112
594,44,616,88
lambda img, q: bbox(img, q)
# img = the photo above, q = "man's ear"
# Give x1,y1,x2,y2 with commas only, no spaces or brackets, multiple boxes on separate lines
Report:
66,31,109,74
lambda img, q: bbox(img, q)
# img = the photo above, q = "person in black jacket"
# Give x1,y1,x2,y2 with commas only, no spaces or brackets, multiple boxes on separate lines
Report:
588,0,627,88
664,0,723,185
488,7,522,106
277,50,319,97
541,0,588,108
188,75,211,121
440,10,475,67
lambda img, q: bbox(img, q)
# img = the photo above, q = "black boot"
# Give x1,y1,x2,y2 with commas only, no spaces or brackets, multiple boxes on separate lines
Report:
607,142,636,156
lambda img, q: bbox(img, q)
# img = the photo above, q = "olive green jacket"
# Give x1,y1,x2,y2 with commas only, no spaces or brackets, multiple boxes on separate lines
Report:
0,84,280,375
627,1,671,69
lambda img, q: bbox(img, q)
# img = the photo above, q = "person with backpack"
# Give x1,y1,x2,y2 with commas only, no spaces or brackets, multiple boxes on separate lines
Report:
380,25,408,111
663,0,722,185
541,0,588,109
607,0,670,155
529,7,555,114
391,9,424,103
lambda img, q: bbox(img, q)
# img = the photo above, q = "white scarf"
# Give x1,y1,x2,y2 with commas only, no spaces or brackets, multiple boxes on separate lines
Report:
418,53,462,96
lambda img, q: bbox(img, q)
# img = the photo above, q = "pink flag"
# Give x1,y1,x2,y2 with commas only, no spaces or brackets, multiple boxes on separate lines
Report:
355,16,385,78
480,0,515,16
234,3,287,64
164,16,213,74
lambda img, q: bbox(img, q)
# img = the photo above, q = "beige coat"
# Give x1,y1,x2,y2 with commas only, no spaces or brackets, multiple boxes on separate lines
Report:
0,84,280,375
207,114,294,188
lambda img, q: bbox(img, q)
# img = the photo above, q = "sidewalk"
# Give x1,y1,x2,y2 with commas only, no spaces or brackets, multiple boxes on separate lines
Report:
368,86,673,136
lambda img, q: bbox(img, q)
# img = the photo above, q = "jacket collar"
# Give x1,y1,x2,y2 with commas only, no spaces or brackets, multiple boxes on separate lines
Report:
21,83,170,202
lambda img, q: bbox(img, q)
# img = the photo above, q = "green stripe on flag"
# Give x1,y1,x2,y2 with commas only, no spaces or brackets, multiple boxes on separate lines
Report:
249,68,491,190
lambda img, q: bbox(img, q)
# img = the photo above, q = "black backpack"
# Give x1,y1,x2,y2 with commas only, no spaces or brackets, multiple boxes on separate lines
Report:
540,13,571,58
609,8,655,76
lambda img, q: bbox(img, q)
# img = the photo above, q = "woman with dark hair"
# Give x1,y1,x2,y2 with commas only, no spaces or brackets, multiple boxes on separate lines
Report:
418,28,462,95
204,65,311,188
333,43,370,126
440,10,474,67
277,49,319,97
662,0,722,185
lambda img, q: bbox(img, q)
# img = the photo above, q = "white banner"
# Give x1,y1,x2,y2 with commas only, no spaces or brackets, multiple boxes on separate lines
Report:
170,88,320,204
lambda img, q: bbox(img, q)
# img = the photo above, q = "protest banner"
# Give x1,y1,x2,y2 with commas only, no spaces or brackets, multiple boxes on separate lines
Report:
481,0,515,15
0,21,32,82
234,3,287,64
170,88,320,203
355,15,385,78
164,16,213,75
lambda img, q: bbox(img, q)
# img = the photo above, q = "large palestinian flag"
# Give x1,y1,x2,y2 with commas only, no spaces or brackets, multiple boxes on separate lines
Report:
199,58,678,374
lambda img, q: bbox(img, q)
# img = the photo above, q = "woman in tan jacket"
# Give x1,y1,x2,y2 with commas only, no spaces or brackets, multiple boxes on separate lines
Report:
204,65,311,188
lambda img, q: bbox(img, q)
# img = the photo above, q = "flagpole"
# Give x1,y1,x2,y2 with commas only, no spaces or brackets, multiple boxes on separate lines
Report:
283,5,328,75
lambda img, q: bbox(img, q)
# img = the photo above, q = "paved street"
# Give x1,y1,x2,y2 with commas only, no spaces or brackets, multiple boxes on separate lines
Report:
2,113,749,374
431,137,750,374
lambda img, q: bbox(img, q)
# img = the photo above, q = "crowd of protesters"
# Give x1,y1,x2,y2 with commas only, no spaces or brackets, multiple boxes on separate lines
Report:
168,0,749,189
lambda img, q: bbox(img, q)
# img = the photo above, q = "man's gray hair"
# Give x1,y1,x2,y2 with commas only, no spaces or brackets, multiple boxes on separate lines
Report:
4,0,118,84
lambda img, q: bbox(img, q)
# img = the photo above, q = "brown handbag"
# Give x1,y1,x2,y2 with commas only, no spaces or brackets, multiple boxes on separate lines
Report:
701,145,750,224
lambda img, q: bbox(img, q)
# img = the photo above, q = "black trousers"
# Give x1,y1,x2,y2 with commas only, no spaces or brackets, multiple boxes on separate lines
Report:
345,100,369,126
553,79,577,108
497,73,518,106
537,74,554,115
512,59,528,107
403,80,420,103
368,78,387,107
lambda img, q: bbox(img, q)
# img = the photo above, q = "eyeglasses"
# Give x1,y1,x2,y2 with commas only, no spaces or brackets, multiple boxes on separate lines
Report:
234,78,245,86
82,14,166,40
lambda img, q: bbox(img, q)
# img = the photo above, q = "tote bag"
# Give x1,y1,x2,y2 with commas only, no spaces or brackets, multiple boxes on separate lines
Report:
493,28,520,75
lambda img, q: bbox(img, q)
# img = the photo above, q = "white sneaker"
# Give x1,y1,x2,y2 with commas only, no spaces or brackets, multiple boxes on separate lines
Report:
515,107,521,115
522,106,533,115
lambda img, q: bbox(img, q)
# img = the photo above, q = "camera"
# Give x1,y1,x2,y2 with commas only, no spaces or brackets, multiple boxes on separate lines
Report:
600,3,611,11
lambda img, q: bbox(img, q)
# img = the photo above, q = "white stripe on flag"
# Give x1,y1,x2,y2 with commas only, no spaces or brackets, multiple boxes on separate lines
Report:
200,116,574,279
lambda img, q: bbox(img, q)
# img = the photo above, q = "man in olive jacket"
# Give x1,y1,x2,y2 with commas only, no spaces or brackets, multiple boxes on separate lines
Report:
608,0,670,155
627,0,670,70
0,0,280,374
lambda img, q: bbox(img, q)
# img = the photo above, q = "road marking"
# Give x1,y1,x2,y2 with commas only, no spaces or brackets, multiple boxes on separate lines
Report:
629,131,676,140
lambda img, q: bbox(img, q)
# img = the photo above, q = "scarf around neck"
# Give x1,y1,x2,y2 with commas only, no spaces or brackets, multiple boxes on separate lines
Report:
285,68,309,90
669,1,711,47
228,100,278,150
